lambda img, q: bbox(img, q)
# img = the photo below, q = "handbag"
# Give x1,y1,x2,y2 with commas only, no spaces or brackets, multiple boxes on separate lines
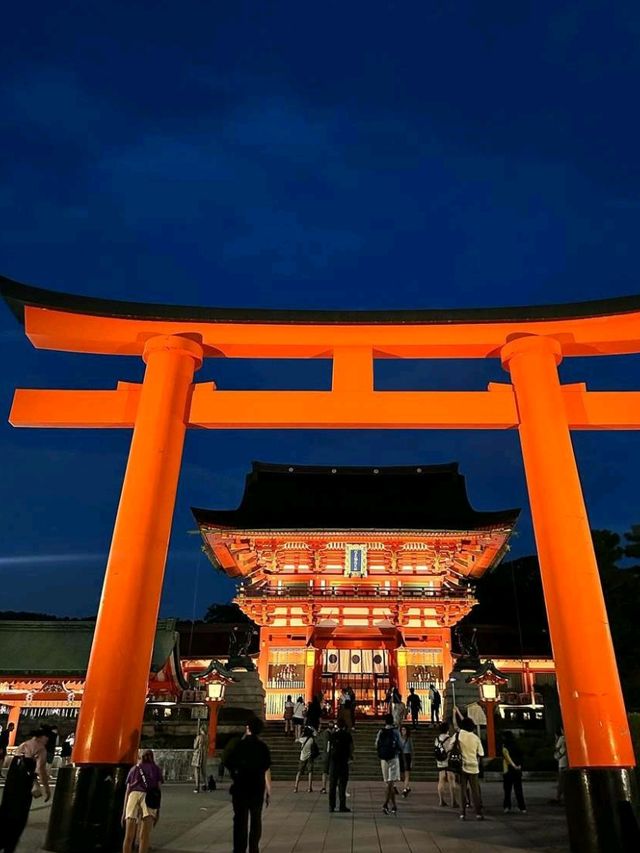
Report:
31,777,43,799
138,766,162,810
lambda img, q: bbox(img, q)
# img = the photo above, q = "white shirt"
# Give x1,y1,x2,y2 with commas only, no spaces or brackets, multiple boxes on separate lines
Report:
293,701,306,718
297,734,315,761
449,729,484,774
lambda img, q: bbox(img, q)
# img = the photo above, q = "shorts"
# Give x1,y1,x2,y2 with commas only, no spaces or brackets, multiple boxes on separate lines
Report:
380,757,401,783
399,753,412,772
292,717,304,726
125,790,158,821
298,758,315,774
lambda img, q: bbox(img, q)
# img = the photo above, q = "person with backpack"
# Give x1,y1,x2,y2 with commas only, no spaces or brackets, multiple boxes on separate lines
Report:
375,713,402,815
501,730,527,813
327,717,353,812
283,695,294,735
406,688,422,729
448,717,484,821
294,726,319,792
429,684,442,724
122,749,163,853
434,721,459,808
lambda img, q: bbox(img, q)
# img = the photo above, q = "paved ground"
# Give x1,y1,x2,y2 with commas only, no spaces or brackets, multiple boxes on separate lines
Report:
17,780,569,852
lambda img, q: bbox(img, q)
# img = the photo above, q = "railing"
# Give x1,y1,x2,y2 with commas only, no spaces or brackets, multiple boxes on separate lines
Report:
239,585,473,600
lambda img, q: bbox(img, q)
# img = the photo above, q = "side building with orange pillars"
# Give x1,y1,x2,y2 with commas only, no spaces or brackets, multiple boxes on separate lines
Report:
194,461,520,719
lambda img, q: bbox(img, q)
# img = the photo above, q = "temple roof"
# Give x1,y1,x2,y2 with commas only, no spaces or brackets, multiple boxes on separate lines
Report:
192,461,519,531
3,275,640,325
0,619,180,677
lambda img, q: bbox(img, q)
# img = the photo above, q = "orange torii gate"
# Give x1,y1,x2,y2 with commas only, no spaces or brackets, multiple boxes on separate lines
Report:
1,275,639,852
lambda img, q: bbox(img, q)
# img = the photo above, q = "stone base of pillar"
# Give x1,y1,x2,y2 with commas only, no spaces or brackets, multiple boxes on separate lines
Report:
564,766,640,853
44,764,130,853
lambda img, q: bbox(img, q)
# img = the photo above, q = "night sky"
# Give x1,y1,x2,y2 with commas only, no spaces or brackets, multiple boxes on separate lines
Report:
2,2,640,618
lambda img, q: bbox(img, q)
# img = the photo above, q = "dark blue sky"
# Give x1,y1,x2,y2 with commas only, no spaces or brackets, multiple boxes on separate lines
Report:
2,2,640,617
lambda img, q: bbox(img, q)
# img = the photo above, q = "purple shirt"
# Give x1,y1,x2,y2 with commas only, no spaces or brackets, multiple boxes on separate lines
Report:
126,761,163,793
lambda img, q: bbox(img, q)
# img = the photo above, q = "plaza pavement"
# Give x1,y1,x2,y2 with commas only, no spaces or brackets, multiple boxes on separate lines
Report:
17,779,569,852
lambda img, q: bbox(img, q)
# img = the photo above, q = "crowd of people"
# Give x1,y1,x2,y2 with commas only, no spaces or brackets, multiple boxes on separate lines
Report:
0,691,568,853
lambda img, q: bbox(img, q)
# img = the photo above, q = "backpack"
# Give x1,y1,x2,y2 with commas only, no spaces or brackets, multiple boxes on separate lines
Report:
433,735,448,763
377,728,397,761
447,732,463,774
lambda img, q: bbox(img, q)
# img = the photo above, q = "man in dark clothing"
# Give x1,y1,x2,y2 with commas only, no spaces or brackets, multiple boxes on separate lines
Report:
225,717,272,853
429,685,442,724
328,717,353,813
406,688,422,729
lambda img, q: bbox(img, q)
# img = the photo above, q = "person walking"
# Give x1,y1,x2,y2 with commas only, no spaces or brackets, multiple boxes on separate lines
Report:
225,717,272,853
434,721,459,808
398,724,413,797
0,722,15,779
449,717,484,821
122,749,163,853
191,726,207,793
428,684,442,724
376,713,402,815
502,731,527,813
406,688,422,729
283,695,295,735
292,696,306,740
0,728,51,853
328,717,353,813
294,726,318,792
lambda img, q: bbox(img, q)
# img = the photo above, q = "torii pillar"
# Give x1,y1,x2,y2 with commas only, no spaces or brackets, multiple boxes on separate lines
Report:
502,336,639,853
45,335,203,853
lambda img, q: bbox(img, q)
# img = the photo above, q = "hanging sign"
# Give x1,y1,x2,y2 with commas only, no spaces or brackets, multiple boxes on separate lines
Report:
344,544,367,577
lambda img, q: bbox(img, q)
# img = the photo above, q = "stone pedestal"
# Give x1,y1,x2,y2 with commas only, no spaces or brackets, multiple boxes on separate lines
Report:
443,669,480,718
218,669,266,734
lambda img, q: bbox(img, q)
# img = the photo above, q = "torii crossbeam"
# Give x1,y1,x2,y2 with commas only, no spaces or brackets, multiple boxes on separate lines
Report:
1,275,639,853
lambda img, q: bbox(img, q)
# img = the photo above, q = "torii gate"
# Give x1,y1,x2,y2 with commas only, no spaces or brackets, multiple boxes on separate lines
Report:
1,276,639,852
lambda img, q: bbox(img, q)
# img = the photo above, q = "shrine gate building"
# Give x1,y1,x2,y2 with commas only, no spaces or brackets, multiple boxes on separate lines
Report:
194,461,519,719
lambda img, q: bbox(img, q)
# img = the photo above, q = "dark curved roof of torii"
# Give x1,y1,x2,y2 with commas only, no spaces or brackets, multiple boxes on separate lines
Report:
192,462,520,531
2,275,640,325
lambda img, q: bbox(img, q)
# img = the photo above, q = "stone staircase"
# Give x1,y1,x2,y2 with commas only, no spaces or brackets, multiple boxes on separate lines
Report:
261,720,439,781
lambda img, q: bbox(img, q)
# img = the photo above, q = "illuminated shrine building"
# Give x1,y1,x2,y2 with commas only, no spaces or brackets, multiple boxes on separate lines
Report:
195,462,519,719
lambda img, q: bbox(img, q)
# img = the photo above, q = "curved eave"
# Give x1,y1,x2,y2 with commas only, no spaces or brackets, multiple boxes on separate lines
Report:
3,276,640,358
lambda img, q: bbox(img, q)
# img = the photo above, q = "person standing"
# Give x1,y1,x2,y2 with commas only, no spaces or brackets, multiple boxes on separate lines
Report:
391,694,406,728
428,684,442,724
60,732,75,767
406,688,422,729
294,726,318,793
449,717,484,821
501,731,527,813
317,722,332,794
376,713,402,815
283,695,294,735
552,728,568,804
191,726,207,793
328,717,353,813
0,722,15,779
0,728,51,853
306,694,322,733
292,696,306,740
398,725,413,797
122,749,163,853
434,721,459,808
225,717,272,853
43,724,58,770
